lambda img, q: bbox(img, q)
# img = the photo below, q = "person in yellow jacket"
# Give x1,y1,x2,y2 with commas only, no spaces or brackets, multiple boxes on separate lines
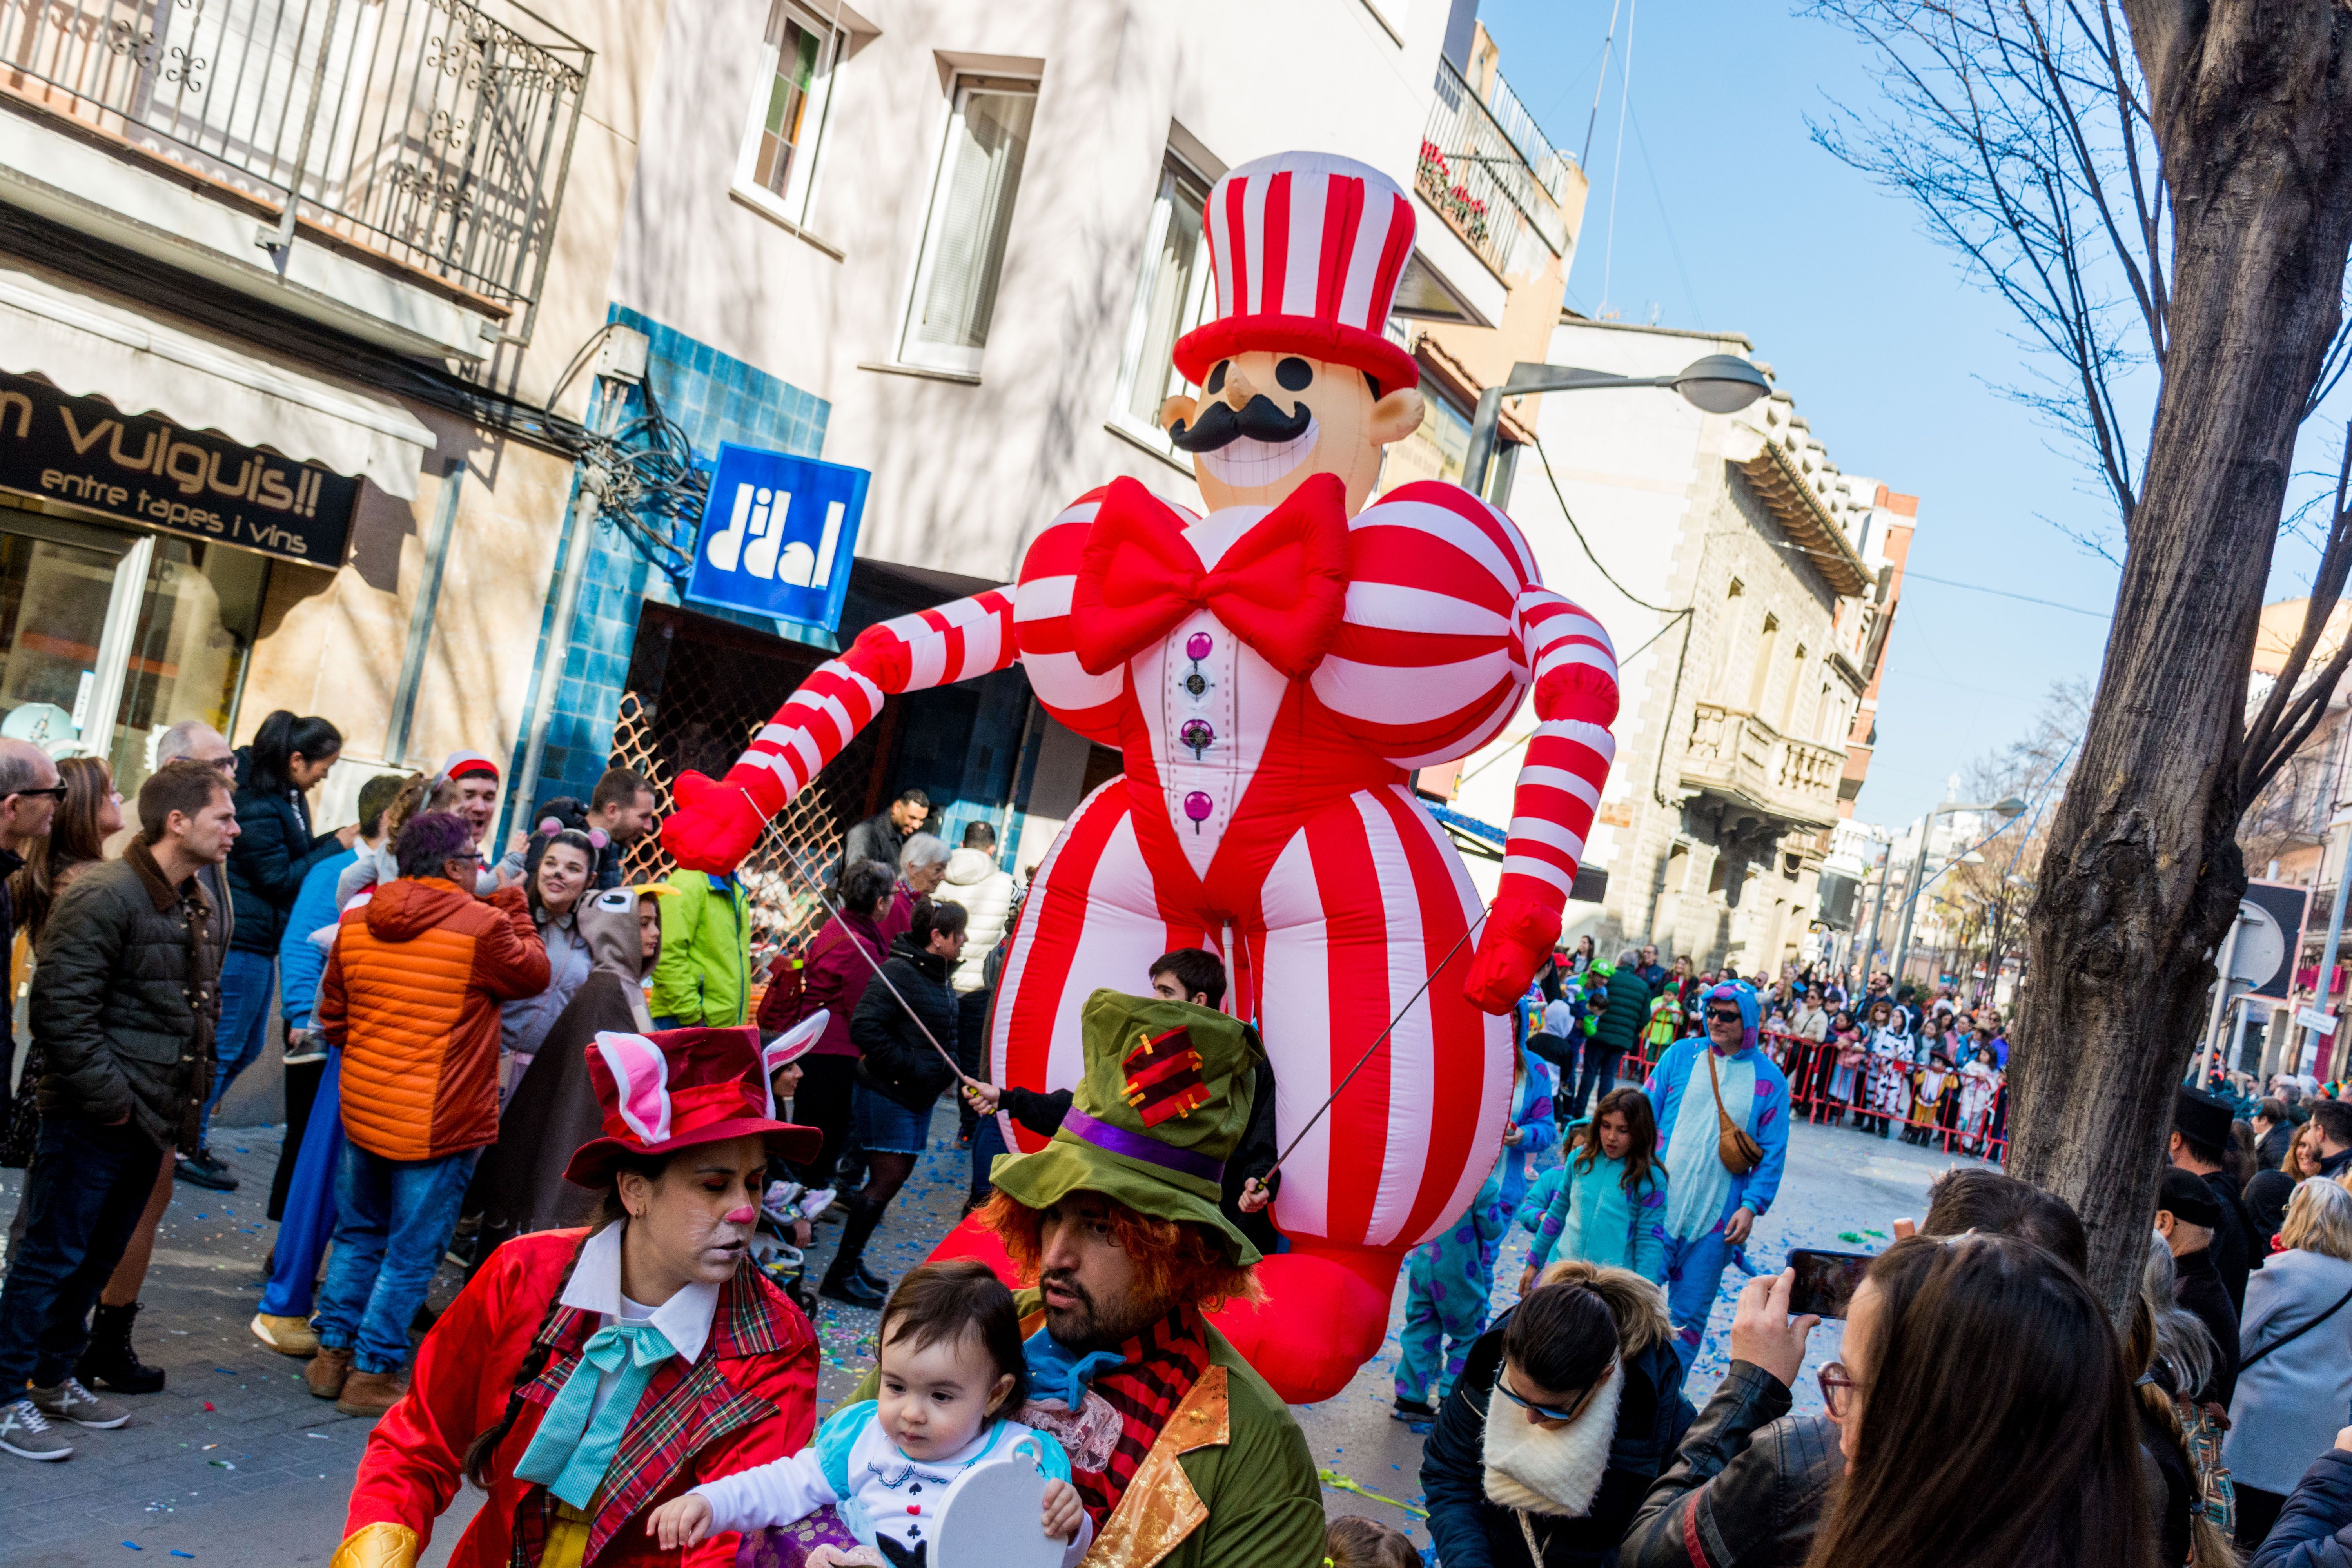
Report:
648,869,750,1027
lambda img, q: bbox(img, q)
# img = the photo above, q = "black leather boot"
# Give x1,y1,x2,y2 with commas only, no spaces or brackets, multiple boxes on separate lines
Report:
819,1196,888,1308
76,1301,166,1394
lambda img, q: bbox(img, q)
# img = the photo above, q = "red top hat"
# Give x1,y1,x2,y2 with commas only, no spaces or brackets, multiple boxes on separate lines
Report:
1173,150,1421,399
564,1025,820,1187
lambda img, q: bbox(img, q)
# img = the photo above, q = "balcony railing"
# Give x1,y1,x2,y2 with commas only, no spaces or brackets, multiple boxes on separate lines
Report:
1681,701,1843,829
1417,59,1572,280
0,0,588,328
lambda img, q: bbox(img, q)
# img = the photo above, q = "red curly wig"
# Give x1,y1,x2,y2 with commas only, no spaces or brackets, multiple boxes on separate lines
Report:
979,1190,1263,1313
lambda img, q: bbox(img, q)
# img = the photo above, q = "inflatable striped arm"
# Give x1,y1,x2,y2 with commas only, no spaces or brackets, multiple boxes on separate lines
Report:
661,591,1018,871
1463,586,1620,1011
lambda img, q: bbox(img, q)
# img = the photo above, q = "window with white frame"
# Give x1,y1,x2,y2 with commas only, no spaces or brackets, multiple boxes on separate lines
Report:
734,1,844,230
898,75,1038,374
1112,156,1213,438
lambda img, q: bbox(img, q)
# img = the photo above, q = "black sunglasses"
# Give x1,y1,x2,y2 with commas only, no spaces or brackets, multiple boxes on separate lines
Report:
7,784,68,802
1493,1370,1586,1424
1706,1007,1745,1023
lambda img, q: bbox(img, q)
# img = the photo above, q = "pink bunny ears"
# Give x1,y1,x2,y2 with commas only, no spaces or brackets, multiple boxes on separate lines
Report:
539,815,610,849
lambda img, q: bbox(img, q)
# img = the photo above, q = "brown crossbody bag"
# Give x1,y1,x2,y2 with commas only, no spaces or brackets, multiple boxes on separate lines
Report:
1707,1046,1765,1176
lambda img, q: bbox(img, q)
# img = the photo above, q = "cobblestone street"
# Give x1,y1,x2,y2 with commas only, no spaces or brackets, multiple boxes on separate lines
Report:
0,1108,1984,1564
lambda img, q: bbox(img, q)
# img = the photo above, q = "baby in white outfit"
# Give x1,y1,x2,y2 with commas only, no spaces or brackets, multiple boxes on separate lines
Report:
648,1259,1089,1567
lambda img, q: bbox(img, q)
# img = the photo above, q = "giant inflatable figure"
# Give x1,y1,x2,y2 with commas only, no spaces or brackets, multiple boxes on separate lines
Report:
664,151,1620,1401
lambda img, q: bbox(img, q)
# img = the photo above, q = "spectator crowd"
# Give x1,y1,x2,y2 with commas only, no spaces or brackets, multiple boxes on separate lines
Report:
7,728,2352,1568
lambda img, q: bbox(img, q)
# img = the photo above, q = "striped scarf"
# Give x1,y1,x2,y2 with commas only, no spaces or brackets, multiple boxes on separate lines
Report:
1069,1304,1211,1527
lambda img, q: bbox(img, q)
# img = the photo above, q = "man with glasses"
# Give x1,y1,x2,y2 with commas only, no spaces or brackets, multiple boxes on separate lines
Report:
1643,981,1792,1371
298,811,546,1417
0,737,62,1123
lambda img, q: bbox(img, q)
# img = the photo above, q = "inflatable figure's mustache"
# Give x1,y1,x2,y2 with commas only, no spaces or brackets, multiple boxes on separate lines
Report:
1169,394,1314,452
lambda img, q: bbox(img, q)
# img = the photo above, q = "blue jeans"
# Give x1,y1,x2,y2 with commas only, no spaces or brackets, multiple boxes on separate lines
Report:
200,949,277,1146
314,1142,479,1373
0,1113,168,1389
1566,1041,1624,1121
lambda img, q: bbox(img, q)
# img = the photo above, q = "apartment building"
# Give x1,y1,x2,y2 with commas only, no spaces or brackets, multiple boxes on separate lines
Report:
1446,314,1916,972
538,0,1583,945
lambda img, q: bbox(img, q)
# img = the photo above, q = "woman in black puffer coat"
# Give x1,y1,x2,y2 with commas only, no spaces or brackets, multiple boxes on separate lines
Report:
189,712,352,1186
823,897,967,1307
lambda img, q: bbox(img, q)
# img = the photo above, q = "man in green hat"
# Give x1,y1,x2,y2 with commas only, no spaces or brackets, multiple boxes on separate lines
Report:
975,987,1325,1568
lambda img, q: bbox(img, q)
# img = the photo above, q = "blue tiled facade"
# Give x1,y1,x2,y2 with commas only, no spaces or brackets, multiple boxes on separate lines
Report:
506,306,831,831
506,307,1040,873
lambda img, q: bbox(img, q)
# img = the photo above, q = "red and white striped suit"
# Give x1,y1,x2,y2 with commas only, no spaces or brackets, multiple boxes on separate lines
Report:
673,476,1616,1314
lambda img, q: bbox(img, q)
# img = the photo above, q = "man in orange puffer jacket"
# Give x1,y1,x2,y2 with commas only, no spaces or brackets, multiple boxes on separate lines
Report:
305,810,549,1416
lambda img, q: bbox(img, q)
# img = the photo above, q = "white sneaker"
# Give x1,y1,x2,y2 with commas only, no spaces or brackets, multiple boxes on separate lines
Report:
31,1377,129,1429
0,1398,71,1460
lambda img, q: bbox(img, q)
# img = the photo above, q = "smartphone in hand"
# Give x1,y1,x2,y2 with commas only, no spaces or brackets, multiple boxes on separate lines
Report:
1787,1248,1874,1319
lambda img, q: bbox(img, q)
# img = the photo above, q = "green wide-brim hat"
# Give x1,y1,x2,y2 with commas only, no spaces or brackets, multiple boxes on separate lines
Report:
990,988,1265,1266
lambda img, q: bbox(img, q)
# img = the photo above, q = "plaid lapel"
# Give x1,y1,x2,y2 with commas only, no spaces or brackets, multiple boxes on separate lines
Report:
509,1272,791,1564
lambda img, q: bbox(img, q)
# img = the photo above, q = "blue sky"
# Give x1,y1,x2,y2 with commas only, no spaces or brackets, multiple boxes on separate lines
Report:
1471,0,2345,833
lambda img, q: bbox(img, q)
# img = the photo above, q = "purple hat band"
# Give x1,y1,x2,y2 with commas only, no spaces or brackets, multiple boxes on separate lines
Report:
1061,1107,1225,1185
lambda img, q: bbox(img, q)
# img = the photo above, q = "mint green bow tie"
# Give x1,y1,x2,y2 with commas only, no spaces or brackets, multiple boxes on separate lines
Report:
513,1319,677,1507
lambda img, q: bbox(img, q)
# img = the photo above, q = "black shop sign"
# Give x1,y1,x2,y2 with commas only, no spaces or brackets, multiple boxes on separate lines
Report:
0,370,356,565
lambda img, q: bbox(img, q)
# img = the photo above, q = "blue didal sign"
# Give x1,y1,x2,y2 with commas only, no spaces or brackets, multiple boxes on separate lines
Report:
684,443,869,633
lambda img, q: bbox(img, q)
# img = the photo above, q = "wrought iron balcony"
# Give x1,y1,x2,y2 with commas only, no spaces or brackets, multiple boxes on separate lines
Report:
1681,700,1844,830
0,0,588,332
1417,59,1572,281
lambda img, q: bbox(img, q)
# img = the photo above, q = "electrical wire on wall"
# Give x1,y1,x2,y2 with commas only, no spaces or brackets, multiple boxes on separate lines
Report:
573,371,711,586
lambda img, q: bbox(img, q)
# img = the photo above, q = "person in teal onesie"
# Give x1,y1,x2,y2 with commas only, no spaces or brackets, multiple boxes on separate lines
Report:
1514,1085,1668,1291
1391,1034,1556,1421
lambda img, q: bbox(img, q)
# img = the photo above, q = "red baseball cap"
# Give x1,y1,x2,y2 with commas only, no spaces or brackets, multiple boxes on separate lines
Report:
564,1025,820,1187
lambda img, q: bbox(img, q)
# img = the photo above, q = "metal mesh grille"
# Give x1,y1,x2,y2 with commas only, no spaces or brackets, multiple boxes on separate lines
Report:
607,631,885,959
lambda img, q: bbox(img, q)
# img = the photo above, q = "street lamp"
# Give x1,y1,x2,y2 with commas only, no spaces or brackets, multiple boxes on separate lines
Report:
1461,354,1773,497
1889,796,2028,990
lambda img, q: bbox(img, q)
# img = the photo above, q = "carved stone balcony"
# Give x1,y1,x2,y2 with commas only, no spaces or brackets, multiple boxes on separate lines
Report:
1680,701,1843,831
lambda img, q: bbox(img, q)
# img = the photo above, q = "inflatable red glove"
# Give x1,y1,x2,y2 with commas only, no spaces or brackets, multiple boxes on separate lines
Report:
1463,894,1562,1014
659,769,769,872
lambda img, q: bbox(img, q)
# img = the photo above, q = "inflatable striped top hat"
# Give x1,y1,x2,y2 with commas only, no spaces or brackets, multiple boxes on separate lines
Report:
1173,150,1421,399
564,1025,820,1186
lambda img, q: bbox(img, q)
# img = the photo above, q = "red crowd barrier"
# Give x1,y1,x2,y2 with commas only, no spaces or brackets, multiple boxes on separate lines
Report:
1617,1029,2009,1165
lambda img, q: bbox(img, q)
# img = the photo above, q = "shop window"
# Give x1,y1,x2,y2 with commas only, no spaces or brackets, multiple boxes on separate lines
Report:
1111,155,1213,447
0,501,263,793
734,2,846,232
0,526,119,735
112,539,268,798
898,75,1038,375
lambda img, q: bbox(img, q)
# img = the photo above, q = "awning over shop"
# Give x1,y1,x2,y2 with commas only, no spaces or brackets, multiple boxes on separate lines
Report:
0,262,435,499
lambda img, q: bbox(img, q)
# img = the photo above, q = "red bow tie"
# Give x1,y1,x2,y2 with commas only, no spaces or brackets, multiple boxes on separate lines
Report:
1068,474,1351,679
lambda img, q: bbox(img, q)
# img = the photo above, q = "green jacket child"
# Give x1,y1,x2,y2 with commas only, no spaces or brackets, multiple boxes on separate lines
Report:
648,869,750,1027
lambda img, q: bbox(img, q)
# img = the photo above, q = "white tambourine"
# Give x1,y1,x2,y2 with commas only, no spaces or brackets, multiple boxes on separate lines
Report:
928,1434,1063,1568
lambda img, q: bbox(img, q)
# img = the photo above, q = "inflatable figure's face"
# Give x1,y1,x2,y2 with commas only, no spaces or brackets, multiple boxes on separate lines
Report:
1159,350,1423,517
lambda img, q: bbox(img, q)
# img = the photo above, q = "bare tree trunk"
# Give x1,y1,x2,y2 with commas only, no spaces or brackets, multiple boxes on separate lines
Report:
2010,2,2352,1315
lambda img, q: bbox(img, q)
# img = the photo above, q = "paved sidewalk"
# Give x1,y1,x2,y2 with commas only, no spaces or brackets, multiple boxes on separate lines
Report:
0,1105,1984,1564
0,1118,973,1564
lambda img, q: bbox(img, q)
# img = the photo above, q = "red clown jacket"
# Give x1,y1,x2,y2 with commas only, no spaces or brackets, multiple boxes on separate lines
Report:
343,1228,817,1567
